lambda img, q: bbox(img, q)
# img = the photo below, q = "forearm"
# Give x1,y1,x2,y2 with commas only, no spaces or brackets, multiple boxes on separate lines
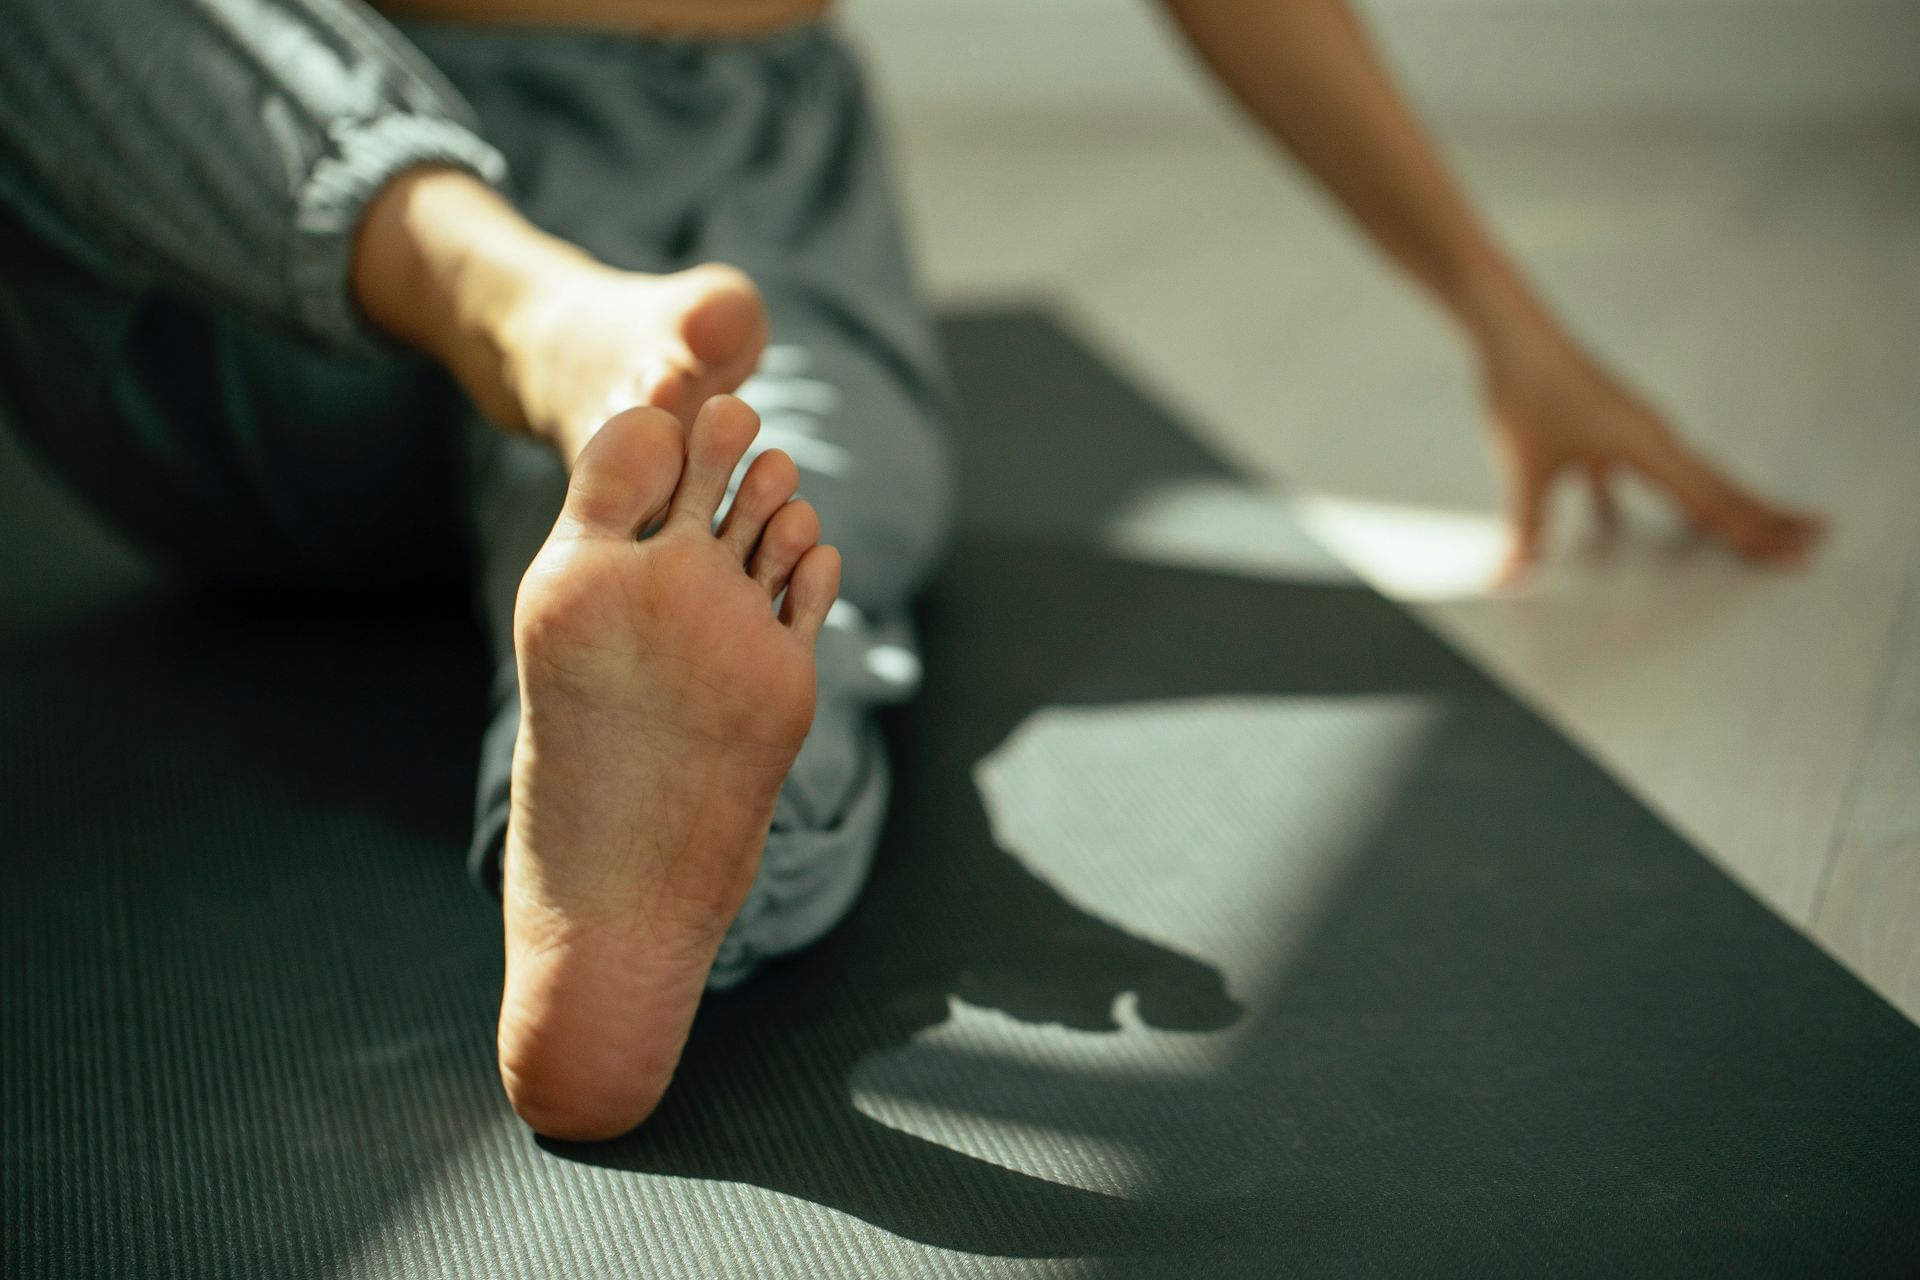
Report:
0,0,506,350
1160,0,1554,351
1162,0,1825,573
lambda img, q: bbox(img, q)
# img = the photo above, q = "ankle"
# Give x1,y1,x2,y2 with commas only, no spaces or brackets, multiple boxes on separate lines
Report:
352,167,593,439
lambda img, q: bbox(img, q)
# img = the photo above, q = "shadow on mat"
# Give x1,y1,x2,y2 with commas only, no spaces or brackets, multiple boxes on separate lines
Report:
538,517,1507,1260
1,552,1279,1263
543,540,1285,1256
3,306,1282,1267
532,311,1328,1253
10,310,1919,1277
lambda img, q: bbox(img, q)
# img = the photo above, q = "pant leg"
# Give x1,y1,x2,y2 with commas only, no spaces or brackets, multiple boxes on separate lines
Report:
712,306,952,987
0,164,462,592
458,316,951,985
428,22,954,984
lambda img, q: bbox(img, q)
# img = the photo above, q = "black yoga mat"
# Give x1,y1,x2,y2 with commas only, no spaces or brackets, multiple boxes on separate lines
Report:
4,309,1917,1278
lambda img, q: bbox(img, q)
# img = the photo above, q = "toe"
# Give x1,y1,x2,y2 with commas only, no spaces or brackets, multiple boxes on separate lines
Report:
780,544,841,642
639,361,690,421
749,499,821,596
718,449,800,562
669,395,760,529
562,406,687,538
678,263,767,373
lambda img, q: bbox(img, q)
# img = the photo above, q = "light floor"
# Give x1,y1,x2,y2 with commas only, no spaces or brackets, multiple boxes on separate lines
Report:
879,103,1920,1024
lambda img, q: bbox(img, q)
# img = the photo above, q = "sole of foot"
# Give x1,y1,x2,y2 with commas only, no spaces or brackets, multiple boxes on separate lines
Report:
497,394,840,1141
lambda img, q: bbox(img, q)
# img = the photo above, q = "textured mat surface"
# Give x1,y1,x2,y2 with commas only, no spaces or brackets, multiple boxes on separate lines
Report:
5,309,1918,1278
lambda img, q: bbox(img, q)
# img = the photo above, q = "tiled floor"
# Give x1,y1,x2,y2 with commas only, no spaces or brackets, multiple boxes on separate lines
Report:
879,104,1920,1022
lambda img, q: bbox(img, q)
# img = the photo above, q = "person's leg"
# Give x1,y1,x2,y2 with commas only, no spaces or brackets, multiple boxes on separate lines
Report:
683,28,957,986
0,156,462,592
457,333,945,1141
706,313,952,987
411,21,952,1133
0,190,249,580
427,19,953,963
458,306,949,973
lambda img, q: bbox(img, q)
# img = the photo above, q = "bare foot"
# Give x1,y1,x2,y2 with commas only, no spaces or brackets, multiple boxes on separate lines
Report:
496,259,768,463
497,394,840,1141
351,169,766,460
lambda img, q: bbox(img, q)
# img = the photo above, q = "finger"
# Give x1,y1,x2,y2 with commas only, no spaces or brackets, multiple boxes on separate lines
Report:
1496,454,1560,586
717,448,800,563
1585,460,1621,537
1623,432,1826,565
668,394,760,529
1743,506,1828,566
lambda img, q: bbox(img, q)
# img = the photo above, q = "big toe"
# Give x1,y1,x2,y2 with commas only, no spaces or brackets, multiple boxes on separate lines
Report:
562,405,688,538
677,263,767,374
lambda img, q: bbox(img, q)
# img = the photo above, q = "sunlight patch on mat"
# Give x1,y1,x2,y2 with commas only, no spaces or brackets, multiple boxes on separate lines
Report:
976,695,1440,979
853,695,1437,1197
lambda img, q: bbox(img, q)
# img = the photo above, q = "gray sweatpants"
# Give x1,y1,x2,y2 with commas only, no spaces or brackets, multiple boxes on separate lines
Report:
0,21,954,987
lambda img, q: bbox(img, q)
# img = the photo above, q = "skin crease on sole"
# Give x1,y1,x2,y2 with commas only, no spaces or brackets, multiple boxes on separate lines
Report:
495,394,840,1141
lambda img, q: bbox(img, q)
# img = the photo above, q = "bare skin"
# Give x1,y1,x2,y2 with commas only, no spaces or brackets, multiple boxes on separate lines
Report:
501,395,838,1140
1164,0,1825,579
371,0,1825,578
347,0,1827,1139
353,169,767,464
358,171,836,1138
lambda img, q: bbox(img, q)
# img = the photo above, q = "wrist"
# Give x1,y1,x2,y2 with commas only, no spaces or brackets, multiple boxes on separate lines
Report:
1441,255,1560,363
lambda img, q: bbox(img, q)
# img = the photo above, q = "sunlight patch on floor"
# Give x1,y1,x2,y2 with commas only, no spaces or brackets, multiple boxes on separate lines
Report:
1102,477,1508,601
1101,477,1352,585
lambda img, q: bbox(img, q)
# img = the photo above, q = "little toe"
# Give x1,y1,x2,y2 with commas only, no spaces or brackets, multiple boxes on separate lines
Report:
562,406,688,538
780,544,842,642
670,395,761,529
749,499,822,597
718,448,800,562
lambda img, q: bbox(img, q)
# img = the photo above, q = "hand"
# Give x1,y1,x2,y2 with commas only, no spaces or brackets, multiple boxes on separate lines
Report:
1479,326,1825,583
